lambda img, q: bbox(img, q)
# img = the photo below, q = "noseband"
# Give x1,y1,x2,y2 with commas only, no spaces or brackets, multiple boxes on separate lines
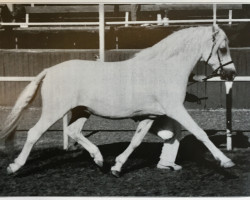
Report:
203,29,233,81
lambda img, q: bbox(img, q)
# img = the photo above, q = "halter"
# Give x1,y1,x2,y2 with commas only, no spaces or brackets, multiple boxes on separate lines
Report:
202,27,234,81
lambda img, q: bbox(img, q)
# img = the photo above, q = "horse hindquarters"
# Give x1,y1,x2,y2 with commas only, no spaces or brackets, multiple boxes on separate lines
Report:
7,71,74,174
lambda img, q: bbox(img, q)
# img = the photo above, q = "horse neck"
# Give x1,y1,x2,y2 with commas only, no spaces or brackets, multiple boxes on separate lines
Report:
132,26,211,83
175,50,202,78
158,44,204,87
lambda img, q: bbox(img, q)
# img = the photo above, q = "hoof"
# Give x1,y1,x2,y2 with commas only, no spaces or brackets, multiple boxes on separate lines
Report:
157,163,182,171
95,160,103,168
7,164,18,175
7,166,14,175
7,162,21,174
111,170,121,178
97,162,110,174
221,160,235,168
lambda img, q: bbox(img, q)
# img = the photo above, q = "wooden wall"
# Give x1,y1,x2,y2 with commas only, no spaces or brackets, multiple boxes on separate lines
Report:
1,24,250,49
0,48,249,109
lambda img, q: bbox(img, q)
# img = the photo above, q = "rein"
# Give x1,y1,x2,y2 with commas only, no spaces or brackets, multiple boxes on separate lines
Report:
188,59,234,86
202,60,234,81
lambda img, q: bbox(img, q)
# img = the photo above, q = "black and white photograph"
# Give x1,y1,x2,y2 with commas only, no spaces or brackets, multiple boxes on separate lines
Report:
0,1,249,197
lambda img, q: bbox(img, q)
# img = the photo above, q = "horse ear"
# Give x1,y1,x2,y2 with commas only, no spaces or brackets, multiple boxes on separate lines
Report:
213,24,219,30
212,24,219,34
212,24,219,38
212,30,219,37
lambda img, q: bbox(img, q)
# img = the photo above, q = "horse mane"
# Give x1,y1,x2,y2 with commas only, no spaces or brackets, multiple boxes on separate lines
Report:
133,26,215,61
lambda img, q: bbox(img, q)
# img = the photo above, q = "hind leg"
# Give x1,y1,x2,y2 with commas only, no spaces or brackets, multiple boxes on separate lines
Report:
156,117,183,170
111,119,154,177
157,137,182,170
66,107,103,166
7,115,54,174
65,116,104,167
6,89,73,175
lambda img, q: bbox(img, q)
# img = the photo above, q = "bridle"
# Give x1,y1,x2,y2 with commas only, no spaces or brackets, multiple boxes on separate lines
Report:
187,26,235,102
202,27,234,81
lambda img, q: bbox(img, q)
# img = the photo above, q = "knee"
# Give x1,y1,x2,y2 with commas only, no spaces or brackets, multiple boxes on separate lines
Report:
157,130,174,140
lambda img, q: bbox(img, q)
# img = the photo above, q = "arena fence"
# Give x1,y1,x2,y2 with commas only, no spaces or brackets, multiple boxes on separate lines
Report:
0,3,250,151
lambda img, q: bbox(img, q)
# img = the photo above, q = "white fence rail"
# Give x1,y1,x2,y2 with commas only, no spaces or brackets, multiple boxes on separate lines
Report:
1,76,250,82
1,18,250,27
0,3,250,28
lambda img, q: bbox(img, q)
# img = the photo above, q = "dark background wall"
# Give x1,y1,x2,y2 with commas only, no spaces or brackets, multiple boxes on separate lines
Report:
0,24,250,49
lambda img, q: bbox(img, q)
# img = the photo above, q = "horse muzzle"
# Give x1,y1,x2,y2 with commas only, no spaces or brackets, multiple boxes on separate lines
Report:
220,69,237,81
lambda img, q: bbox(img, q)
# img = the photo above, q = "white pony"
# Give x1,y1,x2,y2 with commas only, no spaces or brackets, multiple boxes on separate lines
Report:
1,25,236,177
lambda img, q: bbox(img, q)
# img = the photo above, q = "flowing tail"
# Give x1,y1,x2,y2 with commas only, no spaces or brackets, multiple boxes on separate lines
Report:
0,69,48,140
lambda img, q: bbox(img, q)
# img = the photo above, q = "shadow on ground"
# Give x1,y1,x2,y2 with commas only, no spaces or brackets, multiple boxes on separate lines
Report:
0,133,249,196
4,133,249,176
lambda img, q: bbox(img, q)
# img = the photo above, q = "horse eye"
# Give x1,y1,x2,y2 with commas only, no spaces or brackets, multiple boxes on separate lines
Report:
220,47,227,54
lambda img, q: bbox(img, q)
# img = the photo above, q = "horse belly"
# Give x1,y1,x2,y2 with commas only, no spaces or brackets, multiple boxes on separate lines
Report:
78,83,134,118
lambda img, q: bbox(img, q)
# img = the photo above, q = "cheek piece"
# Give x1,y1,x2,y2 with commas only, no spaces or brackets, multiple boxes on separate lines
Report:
203,32,234,81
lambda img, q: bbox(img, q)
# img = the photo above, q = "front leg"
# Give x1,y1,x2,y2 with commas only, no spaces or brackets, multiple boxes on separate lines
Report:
111,119,154,177
165,105,235,168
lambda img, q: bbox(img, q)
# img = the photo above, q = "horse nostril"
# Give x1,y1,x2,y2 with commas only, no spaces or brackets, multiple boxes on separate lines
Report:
231,71,237,80
232,74,236,81
229,71,236,81
221,70,236,81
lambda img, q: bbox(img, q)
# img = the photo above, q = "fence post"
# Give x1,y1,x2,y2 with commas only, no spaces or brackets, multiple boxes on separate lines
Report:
125,12,129,27
99,3,105,62
225,81,233,151
213,4,217,25
229,10,232,25
157,14,162,25
21,14,29,28
63,114,69,150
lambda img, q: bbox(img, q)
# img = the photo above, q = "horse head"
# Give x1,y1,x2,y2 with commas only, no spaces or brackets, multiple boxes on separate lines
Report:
201,25,236,81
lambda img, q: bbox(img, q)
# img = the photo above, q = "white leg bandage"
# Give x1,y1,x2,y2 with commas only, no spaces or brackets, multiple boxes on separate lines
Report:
157,122,183,171
157,138,182,170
